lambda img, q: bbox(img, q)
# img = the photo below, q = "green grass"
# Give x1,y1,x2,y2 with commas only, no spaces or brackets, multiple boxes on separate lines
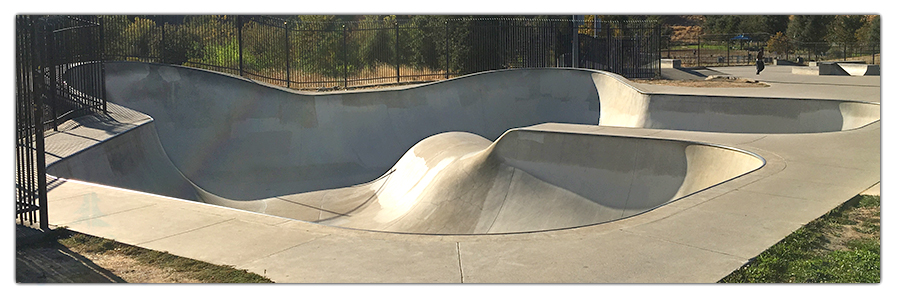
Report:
719,195,880,283
55,229,273,283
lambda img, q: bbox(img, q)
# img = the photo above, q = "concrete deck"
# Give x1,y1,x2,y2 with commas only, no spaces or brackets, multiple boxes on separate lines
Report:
40,63,880,283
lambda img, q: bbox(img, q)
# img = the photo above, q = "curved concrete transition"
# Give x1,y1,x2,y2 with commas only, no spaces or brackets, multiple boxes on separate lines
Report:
47,62,881,234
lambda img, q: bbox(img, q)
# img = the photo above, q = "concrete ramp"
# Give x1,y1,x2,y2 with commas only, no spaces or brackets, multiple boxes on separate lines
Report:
794,62,880,76
46,122,199,202
317,128,762,234
593,73,880,133
46,62,878,235
97,62,602,201
48,120,763,234
838,63,880,76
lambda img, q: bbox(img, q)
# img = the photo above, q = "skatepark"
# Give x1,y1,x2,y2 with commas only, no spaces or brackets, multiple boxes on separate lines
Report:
40,63,880,282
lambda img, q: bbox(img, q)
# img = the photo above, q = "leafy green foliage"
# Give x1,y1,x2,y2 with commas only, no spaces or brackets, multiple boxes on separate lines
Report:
98,15,658,85
827,15,867,44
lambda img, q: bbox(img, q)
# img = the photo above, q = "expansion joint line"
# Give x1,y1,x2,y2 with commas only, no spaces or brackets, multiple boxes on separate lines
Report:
137,218,235,246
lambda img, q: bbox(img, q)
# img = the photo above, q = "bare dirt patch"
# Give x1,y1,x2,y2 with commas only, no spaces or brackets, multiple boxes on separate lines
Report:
630,76,769,88
16,229,271,283
820,197,880,252
71,248,204,283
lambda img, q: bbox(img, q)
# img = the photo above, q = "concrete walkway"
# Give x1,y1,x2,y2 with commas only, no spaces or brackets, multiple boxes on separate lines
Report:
41,64,880,283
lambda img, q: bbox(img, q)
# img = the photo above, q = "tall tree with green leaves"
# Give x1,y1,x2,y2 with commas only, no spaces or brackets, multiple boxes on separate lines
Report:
758,15,790,36
767,32,795,59
827,15,867,44
827,15,867,59
703,15,742,34
787,15,834,42
787,15,835,57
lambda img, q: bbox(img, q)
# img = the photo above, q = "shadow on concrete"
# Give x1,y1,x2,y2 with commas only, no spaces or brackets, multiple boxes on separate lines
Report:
660,67,727,80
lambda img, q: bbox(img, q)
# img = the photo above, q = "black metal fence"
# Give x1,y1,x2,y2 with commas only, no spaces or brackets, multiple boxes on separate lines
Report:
15,15,107,229
663,32,880,67
15,15,48,229
102,15,660,90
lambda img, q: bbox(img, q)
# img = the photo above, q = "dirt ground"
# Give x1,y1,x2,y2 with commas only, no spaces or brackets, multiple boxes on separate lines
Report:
630,77,769,88
16,238,202,283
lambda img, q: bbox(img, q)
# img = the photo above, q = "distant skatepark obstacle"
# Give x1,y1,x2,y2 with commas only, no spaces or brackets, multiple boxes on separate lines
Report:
793,61,880,76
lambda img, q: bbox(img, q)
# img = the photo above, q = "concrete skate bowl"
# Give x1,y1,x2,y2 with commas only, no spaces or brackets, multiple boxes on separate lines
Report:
592,74,880,134
47,61,881,234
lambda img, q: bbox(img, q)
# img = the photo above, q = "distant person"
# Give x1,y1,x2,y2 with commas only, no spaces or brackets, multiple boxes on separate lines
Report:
756,49,765,75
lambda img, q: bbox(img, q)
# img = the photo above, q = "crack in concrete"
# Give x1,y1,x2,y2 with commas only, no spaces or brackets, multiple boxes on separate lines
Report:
457,242,464,283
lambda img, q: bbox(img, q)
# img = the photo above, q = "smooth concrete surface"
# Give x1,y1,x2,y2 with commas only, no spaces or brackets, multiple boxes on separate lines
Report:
41,62,880,282
631,65,881,103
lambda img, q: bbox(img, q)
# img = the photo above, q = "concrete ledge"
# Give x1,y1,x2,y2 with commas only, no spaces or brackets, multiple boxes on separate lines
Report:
809,60,865,66
660,59,681,68
773,59,800,66
792,66,821,75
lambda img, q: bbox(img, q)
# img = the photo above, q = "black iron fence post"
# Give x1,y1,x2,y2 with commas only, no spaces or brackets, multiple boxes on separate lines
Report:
395,21,400,84
872,42,876,64
238,15,244,77
445,20,450,79
99,15,107,113
161,21,166,63
726,39,730,66
571,16,579,67
843,43,847,61
285,20,291,89
605,22,611,70
342,24,348,88
44,23,59,132
657,23,662,78
33,100,49,230
28,17,51,230
697,34,701,67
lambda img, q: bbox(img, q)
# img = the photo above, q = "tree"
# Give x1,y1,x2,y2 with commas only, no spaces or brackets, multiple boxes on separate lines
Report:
767,32,795,59
856,15,879,43
787,15,834,42
827,15,867,59
759,15,790,36
787,15,835,57
827,15,866,44
357,15,397,69
703,15,742,34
